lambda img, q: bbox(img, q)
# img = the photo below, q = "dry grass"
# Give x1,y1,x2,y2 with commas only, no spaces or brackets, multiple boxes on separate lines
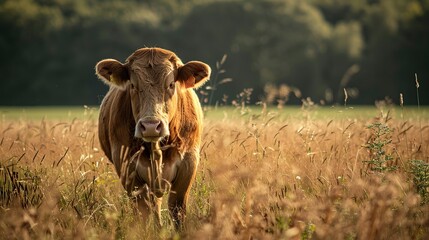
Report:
1,106,429,239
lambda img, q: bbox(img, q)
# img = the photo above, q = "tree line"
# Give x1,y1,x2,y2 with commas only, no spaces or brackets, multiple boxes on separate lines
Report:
1,0,428,106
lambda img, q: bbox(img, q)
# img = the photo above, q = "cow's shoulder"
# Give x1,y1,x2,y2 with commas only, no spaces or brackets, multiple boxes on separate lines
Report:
99,88,136,155
169,88,203,151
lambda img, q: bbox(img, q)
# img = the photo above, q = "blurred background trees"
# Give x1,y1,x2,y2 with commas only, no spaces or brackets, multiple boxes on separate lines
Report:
0,0,428,106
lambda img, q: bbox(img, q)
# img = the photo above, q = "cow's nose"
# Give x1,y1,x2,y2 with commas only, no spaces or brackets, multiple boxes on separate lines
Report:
136,119,163,139
139,119,162,136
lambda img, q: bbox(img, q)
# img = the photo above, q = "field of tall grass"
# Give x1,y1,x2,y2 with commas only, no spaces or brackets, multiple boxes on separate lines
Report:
1,104,428,239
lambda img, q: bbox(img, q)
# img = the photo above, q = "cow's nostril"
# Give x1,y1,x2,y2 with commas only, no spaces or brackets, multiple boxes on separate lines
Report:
140,121,146,131
156,122,162,132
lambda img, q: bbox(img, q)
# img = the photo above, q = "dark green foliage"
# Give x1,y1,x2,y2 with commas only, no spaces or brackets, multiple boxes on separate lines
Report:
0,0,428,106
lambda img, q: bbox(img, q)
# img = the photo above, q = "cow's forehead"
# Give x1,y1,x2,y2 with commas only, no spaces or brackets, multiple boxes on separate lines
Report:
126,48,179,85
130,60,173,73
130,62,174,84
127,48,179,69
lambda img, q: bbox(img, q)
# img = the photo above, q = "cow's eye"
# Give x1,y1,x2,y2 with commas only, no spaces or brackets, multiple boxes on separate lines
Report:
168,82,175,89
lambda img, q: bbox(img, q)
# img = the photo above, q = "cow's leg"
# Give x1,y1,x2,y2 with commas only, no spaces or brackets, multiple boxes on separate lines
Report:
135,185,151,221
135,184,163,227
168,152,198,229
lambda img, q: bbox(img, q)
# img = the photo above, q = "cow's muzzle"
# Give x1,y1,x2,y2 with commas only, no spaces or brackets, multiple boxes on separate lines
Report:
135,117,168,142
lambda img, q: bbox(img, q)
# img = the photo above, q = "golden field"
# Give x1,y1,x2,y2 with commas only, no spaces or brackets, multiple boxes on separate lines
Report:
1,105,428,239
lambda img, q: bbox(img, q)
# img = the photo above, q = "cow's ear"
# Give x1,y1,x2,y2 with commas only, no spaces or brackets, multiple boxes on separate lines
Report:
177,61,211,89
95,59,129,88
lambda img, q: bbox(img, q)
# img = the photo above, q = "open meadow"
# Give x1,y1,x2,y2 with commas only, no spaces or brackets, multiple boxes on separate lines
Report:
1,105,429,239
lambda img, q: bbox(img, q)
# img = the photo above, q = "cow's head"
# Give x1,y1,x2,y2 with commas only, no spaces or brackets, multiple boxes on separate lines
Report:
95,48,211,143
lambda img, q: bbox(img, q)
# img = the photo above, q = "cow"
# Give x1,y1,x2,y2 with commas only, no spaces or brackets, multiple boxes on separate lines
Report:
95,47,211,228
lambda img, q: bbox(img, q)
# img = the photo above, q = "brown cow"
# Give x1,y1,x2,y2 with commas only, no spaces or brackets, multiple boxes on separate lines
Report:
95,47,210,228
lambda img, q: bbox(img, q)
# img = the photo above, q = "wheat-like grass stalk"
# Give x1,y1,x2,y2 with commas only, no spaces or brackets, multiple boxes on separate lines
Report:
343,88,348,107
415,73,424,153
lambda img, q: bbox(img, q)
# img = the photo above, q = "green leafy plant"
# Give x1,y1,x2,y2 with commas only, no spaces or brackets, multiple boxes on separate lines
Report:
364,122,397,173
302,222,316,240
410,160,429,204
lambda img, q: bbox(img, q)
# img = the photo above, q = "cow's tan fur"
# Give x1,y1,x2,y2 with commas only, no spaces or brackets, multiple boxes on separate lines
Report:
95,47,210,228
